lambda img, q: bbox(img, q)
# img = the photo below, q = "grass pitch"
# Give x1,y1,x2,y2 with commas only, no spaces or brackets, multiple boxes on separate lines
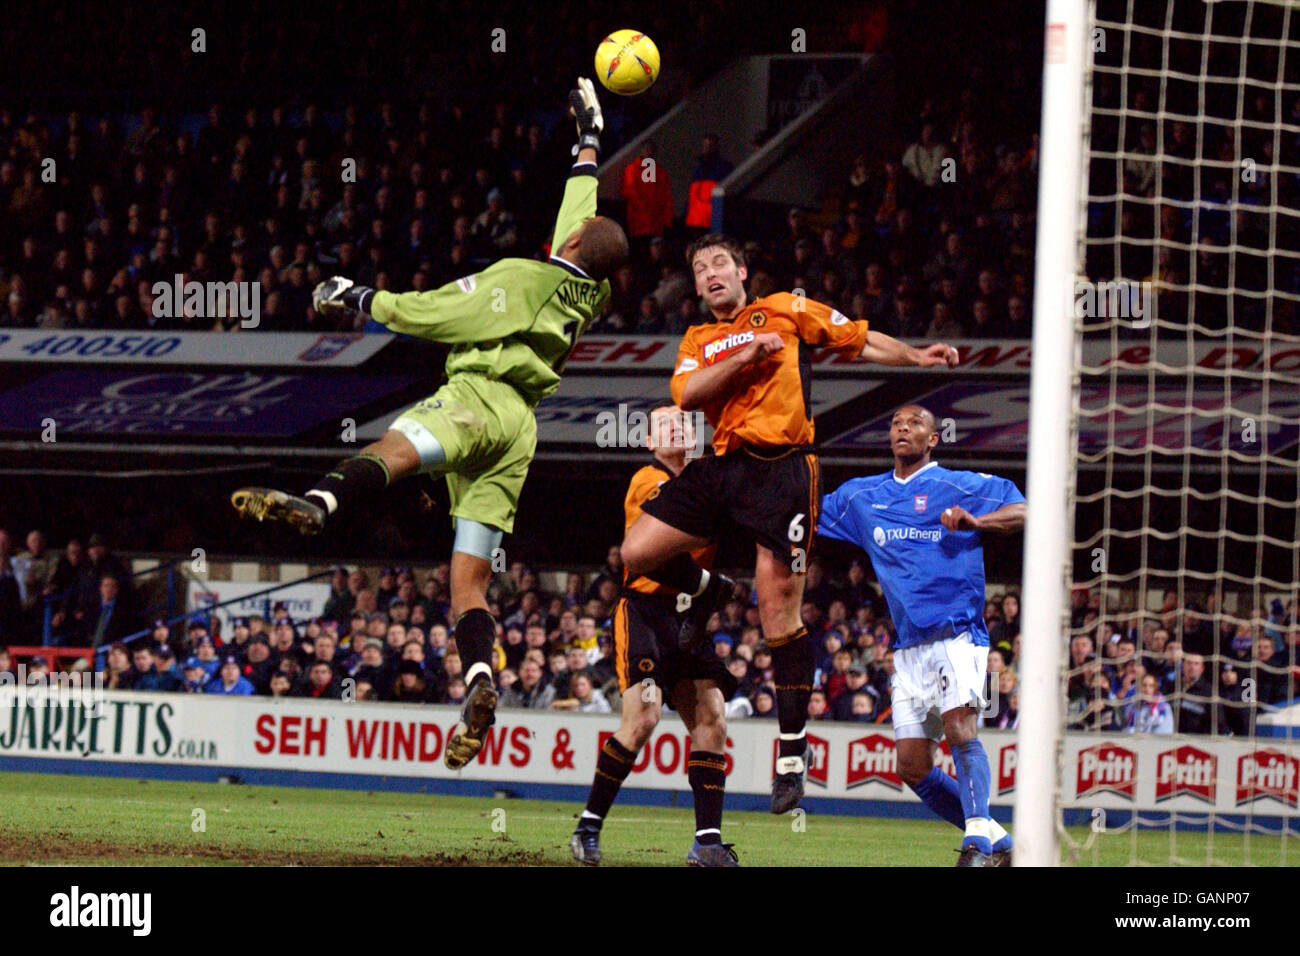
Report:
0,772,1292,866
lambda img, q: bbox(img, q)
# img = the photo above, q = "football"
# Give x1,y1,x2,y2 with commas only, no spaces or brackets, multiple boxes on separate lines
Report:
594,29,660,95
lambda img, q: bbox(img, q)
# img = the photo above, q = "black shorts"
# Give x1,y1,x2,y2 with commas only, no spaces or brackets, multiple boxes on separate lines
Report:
640,445,821,571
613,592,738,709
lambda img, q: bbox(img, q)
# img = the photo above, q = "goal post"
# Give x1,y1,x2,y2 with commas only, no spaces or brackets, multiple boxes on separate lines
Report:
1019,0,1300,867
1015,0,1091,868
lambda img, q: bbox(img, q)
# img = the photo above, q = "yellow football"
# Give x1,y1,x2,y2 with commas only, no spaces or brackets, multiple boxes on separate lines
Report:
594,29,660,96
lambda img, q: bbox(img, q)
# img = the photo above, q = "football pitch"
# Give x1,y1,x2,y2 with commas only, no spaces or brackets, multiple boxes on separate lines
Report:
0,772,1293,866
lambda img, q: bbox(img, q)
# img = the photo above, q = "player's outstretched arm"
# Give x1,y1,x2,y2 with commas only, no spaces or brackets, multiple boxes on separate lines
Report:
859,329,959,368
312,271,526,344
678,332,783,411
941,502,1026,534
551,78,603,256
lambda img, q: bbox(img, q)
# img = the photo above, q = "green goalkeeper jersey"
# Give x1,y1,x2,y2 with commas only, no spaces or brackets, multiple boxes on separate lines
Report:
368,163,610,408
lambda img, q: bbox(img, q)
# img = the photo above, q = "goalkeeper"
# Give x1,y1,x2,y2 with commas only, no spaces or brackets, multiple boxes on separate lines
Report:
231,79,627,770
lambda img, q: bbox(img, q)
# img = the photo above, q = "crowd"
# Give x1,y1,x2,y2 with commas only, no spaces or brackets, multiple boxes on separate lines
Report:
1064,588,1299,737
0,105,1043,341
0,1,1049,342
4,522,1295,733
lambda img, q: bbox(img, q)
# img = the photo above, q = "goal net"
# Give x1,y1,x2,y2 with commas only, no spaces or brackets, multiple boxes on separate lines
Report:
1017,0,1300,865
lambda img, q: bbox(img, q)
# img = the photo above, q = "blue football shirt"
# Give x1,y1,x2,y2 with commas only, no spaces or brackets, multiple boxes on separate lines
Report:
818,461,1025,650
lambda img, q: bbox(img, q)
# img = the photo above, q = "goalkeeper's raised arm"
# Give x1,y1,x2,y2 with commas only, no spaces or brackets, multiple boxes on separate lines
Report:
310,78,625,346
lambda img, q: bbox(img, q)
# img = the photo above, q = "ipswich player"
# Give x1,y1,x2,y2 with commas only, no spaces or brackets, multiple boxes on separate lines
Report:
231,79,628,770
571,406,739,867
619,234,959,813
818,405,1025,866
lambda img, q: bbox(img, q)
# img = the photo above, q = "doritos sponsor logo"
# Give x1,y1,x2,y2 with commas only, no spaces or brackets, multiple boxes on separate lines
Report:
298,334,359,362
1154,745,1217,804
770,733,828,788
998,743,1017,796
1076,742,1136,799
914,494,927,512
1236,749,1299,808
703,331,755,366
846,733,900,791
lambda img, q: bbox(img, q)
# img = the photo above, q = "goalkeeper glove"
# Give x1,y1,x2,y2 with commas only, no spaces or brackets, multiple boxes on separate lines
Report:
569,77,603,155
312,276,376,316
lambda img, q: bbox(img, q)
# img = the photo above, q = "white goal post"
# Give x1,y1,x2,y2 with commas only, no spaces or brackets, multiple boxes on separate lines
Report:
1018,0,1300,867
1016,0,1091,867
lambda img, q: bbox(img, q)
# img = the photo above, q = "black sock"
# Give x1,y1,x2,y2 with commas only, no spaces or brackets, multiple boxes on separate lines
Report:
644,553,705,596
454,608,496,676
771,627,812,755
583,736,638,823
687,751,727,844
308,454,390,517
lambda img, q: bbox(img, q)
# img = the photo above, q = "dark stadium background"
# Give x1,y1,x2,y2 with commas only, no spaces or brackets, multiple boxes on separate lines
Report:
1,0,1047,581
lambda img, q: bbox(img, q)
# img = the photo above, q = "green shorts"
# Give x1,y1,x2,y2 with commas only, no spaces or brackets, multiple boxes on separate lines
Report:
389,373,537,534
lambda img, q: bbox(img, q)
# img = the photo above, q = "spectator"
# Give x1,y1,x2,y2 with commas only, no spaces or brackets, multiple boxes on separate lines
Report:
152,645,184,690
1125,673,1173,734
268,672,293,698
298,660,343,700
685,134,732,234
125,645,167,691
848,689,885,723
100,642,133,690
621,139,674,252
14,529,57,620
389,659,435,703
322,566,354,623
498,658,556,709
753,686,777,718
902,123,949,188
807,689,829,721
205,655,255,695
554,672,610,713
242,634,276,693
182,656,209,693
349,638,389,694
1251,636,1290,706
830,662,873,720
1068,667,1121,731
1172,653,1215,734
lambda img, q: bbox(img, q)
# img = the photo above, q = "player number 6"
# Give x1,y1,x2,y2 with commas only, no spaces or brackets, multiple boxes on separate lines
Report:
787,513,805,543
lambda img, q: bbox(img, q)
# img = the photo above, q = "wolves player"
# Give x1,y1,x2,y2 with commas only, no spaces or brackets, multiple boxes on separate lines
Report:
571,407,739,867
231,79,627,770
818,405,1025,866
619,234,958,813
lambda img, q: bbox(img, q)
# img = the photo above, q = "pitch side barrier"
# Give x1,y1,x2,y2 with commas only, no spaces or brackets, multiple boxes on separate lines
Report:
0,690,1294,829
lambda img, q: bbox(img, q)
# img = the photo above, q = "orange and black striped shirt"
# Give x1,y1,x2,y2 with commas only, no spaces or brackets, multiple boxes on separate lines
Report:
669,292,869,456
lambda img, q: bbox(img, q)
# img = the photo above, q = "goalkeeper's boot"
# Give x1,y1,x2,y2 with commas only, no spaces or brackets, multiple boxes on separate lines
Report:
686,840,739,867
956,845,995,867
230,487,326,536
677,572,735,651
570,821,602,866
770,744,807,814
444,674,498,770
